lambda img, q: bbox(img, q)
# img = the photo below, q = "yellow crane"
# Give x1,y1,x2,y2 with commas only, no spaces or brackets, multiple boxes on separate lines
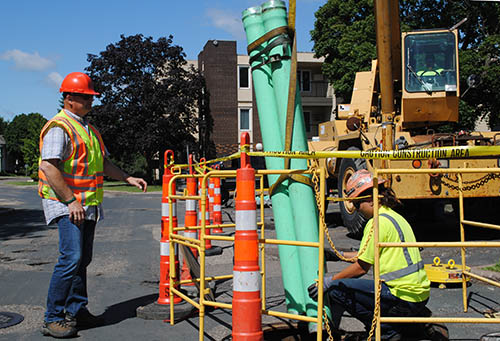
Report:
309,0,500,237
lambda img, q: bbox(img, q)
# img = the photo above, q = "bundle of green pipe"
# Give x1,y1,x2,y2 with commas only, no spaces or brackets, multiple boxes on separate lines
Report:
242,0,324,322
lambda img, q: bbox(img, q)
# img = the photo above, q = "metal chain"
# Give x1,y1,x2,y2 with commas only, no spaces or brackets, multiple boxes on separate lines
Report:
366,280,383,341
441,172,500,192
310,159,373,263
322,309,334,341
310,159,334,341
310,160,379,341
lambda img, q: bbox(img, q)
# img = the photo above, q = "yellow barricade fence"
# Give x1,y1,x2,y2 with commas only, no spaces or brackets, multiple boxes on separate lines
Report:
370,167,500,340
162,144,500,341
163,166,329,341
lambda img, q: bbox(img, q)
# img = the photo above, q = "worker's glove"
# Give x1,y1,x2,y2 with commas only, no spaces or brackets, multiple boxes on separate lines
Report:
324,249,344,262
307,276,334,301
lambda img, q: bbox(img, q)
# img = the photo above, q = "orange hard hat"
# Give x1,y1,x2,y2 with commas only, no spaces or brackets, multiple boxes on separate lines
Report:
345,169,386,199
60,72,100,95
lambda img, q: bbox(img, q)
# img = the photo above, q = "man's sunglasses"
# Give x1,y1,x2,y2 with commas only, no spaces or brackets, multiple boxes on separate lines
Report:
70,93,93,100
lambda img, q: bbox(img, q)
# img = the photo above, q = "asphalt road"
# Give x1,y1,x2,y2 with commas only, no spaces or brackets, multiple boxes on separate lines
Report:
1,179,500,340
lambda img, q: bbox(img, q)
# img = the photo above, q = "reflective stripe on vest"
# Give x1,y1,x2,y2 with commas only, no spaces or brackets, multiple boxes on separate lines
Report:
379,213,425,282
38,110,105,206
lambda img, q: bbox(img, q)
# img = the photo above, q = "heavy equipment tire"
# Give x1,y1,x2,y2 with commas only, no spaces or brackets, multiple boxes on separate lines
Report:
337,147,367,239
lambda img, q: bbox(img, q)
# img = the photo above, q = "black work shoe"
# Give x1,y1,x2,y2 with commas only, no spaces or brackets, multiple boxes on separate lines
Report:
66,310,104,328
41,320,77,338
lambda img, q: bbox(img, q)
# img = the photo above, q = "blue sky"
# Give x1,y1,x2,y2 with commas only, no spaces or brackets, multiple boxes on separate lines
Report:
0,0,323,122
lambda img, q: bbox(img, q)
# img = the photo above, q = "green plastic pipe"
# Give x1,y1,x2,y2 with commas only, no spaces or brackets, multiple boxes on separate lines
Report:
261,0,321,319
242,6,306,315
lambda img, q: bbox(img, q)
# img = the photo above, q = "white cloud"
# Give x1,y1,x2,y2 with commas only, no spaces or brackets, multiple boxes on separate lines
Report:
0,49,55,71
46,72,63,88
206,8,246,40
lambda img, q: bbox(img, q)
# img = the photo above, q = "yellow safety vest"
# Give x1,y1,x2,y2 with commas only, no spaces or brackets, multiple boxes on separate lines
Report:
417,68,444,77
358,206,430,302
38,110,106,206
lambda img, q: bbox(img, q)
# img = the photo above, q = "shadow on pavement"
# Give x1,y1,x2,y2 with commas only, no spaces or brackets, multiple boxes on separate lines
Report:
96,293,158,328
0,208,51,240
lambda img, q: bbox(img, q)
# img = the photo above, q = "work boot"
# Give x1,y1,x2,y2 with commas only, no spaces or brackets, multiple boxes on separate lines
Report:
41,320,77,338
65,310,104,328
423,323,449,341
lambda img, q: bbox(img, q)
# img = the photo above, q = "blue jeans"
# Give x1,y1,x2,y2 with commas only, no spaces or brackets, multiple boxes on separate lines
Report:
327,278,428,338
45,216,96,322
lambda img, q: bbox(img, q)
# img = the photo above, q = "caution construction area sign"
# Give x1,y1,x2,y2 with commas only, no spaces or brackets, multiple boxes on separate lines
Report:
249,146,500,160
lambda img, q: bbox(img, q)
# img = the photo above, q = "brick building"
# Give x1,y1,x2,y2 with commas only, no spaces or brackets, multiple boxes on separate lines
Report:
195,40,333,158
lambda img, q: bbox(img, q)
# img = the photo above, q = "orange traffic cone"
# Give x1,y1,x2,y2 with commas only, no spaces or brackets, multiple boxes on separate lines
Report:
232,132,262,340
181,166,198,288
158,150,182,305
212,165,223,233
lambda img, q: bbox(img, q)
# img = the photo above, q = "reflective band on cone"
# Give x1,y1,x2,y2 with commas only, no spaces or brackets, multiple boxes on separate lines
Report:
212,176,223,233
158,151,182,305
232,132,262,341
209,180,215,225
198,178,212,250
182,177,199,287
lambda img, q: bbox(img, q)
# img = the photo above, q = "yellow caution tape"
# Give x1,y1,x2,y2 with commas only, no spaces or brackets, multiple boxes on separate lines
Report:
248,146,500,160
165,151,241,172
163,145,500,173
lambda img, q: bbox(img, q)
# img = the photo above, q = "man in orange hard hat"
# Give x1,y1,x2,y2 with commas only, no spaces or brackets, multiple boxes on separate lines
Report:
39,72,147,338
308,170,441,340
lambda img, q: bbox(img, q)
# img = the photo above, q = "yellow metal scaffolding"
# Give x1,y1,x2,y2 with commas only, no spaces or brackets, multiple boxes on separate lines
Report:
371,167,500,340
164,162,500,340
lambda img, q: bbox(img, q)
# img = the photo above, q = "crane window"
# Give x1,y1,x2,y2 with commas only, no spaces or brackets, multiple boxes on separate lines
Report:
404,32,457,93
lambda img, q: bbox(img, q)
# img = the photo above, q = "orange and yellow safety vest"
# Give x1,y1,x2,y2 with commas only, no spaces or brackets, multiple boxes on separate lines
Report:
38,110,106,206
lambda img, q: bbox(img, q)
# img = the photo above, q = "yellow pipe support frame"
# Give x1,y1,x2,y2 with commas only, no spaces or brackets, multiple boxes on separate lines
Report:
166,169,242,338
176,274,234,286
379,242,500,247
164,155,500,340
463,271,500,288
373,172,382,341
461,220,500,231
259,174,267,310
206,235,234,242
378,167,500,174
259,239,320,247
204,300,232,310
381,317,500,324
170,194,201,200
171,287,201,310
173,223,237,232
198,173,209,341
166,165,331,340
371,167,500,334
172,234,201,246
262,310,318,323
459,173,468,312
316,166,326,341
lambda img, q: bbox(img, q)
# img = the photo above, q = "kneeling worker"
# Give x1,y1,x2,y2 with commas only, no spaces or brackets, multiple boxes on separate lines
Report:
308,169,434,340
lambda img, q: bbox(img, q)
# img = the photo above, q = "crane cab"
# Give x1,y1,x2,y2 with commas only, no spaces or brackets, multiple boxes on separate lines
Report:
401,29,460,128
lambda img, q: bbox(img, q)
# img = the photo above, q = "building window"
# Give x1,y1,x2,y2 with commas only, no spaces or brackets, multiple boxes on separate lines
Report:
297,70,311,92
303,111,311,132
239,108,251,131
239,66,250,88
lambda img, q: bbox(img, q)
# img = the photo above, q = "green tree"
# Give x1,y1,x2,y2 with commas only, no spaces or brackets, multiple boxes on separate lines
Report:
4,113,47,176
311,0,500,130
85,34,211,182
0,117,7,135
